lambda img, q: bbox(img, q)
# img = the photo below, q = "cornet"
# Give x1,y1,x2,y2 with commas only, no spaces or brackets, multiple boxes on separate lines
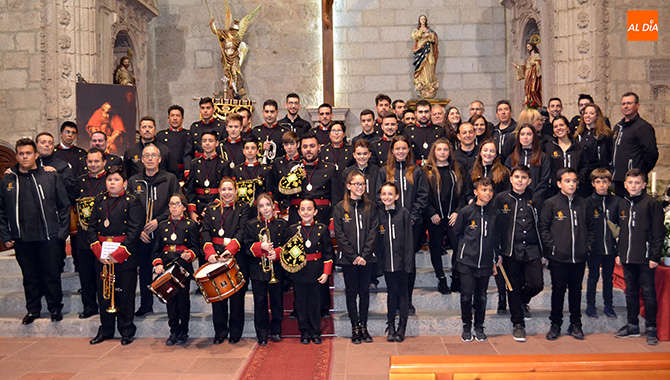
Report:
101,263,118,313
259,227,279,284
261,137,276,165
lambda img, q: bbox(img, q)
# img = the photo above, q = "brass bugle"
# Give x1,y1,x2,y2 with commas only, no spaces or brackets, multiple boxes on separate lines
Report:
259,227,279,284
102,263,118,313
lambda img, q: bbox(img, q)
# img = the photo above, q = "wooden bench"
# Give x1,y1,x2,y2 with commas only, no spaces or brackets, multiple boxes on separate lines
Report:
389,353,670,380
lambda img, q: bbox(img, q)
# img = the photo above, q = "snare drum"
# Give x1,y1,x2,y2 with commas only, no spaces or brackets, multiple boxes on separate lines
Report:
193,258,246,303
149,262,190,304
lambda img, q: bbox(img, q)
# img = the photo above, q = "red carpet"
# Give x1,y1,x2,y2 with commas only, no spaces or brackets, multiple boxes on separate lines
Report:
240,281,335,380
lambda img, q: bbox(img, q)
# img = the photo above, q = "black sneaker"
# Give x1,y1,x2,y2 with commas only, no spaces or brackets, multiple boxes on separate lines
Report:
408,304,416,316
165,334,178,346
646,327,659,346
176,333,188,345
603,306,617,319
513,324,526,342
437,277,451,294
546,324,561,341
585,305,598,319
567,324,585,340
615,324,640,338
474,326,487,342
461,325,473,342
523,304,532,320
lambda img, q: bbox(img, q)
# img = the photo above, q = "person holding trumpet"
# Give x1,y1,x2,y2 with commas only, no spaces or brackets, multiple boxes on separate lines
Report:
243,193,288,346
151,194,198,346
201,177,253,344
88,165,144,345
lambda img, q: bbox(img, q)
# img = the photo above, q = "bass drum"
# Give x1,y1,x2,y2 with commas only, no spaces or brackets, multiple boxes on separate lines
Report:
193,258,245,303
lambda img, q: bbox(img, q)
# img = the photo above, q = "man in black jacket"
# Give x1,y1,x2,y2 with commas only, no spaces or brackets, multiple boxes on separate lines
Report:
611,92,659,196
278,93,311,137
539,168,595,341
0,138,70,324
156,105,189,181
128,144,181,316
123,116,175,178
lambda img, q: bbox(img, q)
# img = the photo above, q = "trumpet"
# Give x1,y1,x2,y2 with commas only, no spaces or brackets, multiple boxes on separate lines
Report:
261,137,276,165
259,227,279,284
101,263,118,313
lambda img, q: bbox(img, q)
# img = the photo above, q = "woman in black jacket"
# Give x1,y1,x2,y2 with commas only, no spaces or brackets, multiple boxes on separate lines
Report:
333,172,379,344
423,138,465,294
505,124,552,207
545,116,591,197
377,182,414,342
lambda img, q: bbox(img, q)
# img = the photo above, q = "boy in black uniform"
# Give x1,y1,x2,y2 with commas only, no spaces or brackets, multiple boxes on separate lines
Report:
371,114,399,168
156,105,189,180
184,97,227,176
288,199,334,344
88,166,144,345
268,131,301,214
152,194,198,346
0,138,70,324
454,177,501,342
220,113,246,168
252,99,288,162
352,109,381,144
492,165,544,342
73,148,109,319
404,99,446,165
232,137,271,206
539,167,595,341
585,168,622,320
129,144,181,317
614,169,664,345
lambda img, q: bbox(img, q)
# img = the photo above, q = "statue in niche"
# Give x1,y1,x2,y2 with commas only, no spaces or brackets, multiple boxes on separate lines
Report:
209,0,261,99
412,15,439,99
512,36,542,108
113,56,136,86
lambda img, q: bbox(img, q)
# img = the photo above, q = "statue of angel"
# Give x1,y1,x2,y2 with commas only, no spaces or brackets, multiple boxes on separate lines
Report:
209,0,261,99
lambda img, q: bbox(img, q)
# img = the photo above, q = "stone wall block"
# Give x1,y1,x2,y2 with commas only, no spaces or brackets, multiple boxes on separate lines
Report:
3,50,28,69
0,69,27,89
362,42,403,59
378,0,412,9
333,11,362,27
411,0,445,8
0,33,16,51
459,8,492,24
442,57,477,73
361,9,395,26
364,75,397,92
335,75,365,92
379,59,412,75
379,26,411,43
345,59,380,75
344,0,379,11
347,27,380,43
462,73,495,89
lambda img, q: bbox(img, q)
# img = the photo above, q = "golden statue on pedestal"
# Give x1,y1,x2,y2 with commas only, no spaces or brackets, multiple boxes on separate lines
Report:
207,0,261,100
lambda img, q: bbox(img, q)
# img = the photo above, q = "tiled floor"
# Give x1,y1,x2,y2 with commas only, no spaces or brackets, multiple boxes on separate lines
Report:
0,333,667,380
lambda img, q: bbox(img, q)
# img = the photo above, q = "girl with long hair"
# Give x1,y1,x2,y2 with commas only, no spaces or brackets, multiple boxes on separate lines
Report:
470,114,492,146
545,116,591,197
575,103,613,171
469,139,511,200
423,138,465,294
333,172,380,344
505,124,551,205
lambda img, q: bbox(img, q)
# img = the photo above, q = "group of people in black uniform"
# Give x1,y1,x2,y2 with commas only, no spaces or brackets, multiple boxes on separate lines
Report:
0,90,663,347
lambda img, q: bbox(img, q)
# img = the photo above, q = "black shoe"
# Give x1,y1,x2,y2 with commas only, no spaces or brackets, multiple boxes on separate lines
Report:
228,337,240,344
408,304,416,316
320,310,330,318
165,334,178,346
474,325,487,342
546,324,561,341
615,324,640,338
269,334,282,342
497,294,507,315
258,339,268,346
646,327,659,346
603,306,617,319
513,324,526,342
176,333,188,345
396,319,407,342
121,336,134,346
585,305,598,319
386,321,396,342
89,334,108,345
359,323,373,343
79,310,97,319
311,335,322,344
213,336,226,345
134,308,152,317
22,313,40,325
351,325,362,344
461,325,473,342
437,277,451,294
300,335,310,344
523,304,532,320
567,324,584,340
50,311,63,322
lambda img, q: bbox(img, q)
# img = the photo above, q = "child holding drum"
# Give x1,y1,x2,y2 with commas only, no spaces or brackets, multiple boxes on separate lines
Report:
151,193,199,346
243,193,289,346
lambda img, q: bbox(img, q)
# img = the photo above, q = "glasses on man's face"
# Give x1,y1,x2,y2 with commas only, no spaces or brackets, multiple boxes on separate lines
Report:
169,202,183,207
331,130,343,134
350,182,366,188
142,153,159,159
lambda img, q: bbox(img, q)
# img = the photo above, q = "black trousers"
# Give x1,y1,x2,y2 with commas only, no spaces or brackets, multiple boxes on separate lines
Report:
95,262,137,338
384,271,408,322
211,288,246,339
586,254,616,308
427,218,458,280
293,280,322,336
549,260,586,327
406,222,423,304
251,278,283,340
166,280,191,336
77,247,99,314
136,240,154,310
342,264,372,324
69,234,79,271
623,263,657,328
503,256,544,326
14,240,63,314
458,264,490,327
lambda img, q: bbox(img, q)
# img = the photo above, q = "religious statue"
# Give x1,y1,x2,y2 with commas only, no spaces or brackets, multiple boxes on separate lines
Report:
113,56,136,86
208,0,261,99
411,15,439,99
512,37,542,108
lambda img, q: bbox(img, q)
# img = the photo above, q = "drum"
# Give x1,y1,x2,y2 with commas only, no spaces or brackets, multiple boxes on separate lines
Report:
193,258,246,303
149,262,190,304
